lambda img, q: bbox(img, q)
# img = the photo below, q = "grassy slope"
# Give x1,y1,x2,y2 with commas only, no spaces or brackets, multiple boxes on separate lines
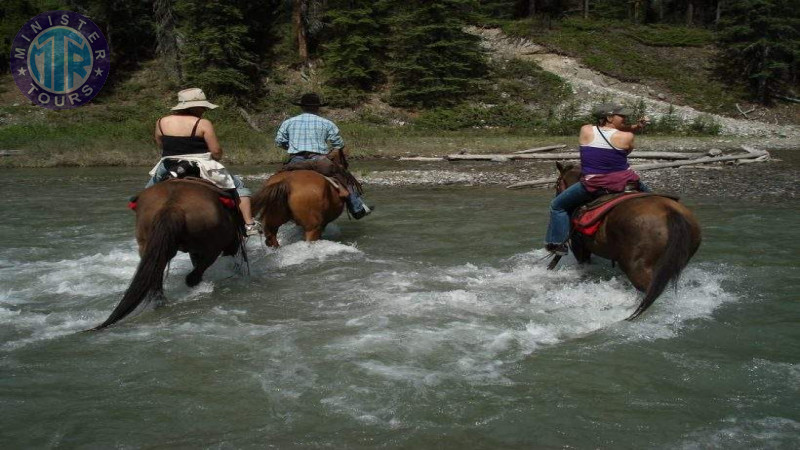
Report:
1,19,796,168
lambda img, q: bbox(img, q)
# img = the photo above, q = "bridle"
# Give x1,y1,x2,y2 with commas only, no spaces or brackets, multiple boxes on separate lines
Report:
555,173,567,194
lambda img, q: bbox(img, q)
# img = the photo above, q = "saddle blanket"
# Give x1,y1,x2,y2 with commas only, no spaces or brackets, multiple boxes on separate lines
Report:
571,192,653,237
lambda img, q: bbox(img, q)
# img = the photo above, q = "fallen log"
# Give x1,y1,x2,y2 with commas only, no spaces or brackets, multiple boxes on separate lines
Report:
448,151,704,161
0,150,23,157
506,149,769,189
513,144,566,154
398,156,446,161
630,150,768,170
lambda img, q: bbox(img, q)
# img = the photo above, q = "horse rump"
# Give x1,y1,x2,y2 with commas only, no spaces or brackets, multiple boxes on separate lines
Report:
252,180,291,222
91,207,184,330
627,210,696,320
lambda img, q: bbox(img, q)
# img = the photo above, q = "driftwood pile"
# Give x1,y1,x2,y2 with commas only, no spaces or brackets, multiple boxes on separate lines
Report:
399,144,771,190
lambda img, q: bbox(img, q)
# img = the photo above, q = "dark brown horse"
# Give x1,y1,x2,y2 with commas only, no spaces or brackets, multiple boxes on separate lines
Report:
252,150,351,247
92,179,245,330
555,162,701,319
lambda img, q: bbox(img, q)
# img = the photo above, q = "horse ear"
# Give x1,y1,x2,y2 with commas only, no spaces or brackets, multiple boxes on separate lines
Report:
556,161,565,173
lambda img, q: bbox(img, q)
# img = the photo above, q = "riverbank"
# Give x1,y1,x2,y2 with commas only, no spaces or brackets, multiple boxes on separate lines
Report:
1,129,798,169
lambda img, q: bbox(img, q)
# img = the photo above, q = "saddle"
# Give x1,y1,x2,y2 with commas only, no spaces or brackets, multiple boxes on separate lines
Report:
572,192,679,237
129,178,239,211
278,151,362,198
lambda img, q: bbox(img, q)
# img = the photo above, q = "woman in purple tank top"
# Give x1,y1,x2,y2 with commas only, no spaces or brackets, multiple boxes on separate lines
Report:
543,103,650,255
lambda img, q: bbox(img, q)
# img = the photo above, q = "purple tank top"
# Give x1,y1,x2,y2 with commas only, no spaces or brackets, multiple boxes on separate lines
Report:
579,127,629,175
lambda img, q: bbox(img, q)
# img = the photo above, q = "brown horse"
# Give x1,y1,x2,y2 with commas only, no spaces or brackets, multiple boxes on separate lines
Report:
92,179,246,330
554,162,702,319
252,150,352,247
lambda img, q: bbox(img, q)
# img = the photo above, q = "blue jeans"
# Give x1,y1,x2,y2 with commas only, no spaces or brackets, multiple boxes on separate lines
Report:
544,180,651,244
146,161,251,197
287,153,367,213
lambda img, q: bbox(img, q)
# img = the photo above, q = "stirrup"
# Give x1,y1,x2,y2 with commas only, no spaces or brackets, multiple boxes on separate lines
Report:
245,222,263,236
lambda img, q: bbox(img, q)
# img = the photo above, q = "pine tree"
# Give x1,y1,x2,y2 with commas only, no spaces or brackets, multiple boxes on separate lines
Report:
386,0,489,107
66,0,157,74
1,0,37,73
154,0,183,82
175,0,258,96
716,0,800,103
322,0,387,91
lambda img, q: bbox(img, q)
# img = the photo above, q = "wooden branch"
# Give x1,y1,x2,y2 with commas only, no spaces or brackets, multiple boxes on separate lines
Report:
398,156,445,161
741,145,764,155
624,151,768,170
736,103,755,119
506,149,769,189
507,177,558,189
773,94,800,104
237,107,261,132
448,151,704,161
513,144,566,154
0,150,22,157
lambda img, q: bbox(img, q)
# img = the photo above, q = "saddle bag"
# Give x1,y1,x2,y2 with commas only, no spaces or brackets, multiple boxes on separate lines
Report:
163,159,201,180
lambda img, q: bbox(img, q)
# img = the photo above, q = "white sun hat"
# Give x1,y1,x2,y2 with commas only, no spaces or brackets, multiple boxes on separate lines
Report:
171,88,218,111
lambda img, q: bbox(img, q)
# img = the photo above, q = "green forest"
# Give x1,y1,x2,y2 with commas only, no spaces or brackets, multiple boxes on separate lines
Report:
0,0,799,166
4,0,798,105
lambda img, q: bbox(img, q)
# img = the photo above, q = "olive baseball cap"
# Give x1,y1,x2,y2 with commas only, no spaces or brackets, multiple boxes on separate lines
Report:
593,103,633,117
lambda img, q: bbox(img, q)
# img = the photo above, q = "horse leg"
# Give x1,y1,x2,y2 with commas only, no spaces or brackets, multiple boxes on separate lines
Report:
265,227,280,247
304,228,323,242
620,260,653,293
186,251,219,287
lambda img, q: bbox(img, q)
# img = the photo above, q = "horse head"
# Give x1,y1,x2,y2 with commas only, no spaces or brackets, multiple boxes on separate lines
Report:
555,162,581,193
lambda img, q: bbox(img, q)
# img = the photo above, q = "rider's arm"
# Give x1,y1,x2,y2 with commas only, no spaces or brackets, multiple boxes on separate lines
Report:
154,120,163,149
578,124,595,145
618,116,650,133
199,119,223,161
275,121,290,149
327,122,344,150
611,131,636,154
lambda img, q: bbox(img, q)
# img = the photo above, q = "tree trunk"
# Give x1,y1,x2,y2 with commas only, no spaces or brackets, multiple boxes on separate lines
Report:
293,0,308,63
686,0,694,26
583,0,589,19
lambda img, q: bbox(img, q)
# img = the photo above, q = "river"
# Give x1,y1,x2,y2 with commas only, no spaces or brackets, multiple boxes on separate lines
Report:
1,162,798,448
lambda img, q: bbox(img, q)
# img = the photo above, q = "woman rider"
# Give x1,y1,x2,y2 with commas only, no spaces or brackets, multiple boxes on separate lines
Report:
148,88,262,236
544,103,650,255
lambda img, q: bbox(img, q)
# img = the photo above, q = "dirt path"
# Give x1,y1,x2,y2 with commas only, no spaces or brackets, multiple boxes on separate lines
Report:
468,27,800,141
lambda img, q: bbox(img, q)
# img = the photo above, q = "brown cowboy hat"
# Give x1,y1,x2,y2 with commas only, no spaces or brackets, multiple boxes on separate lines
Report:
292,92,328,107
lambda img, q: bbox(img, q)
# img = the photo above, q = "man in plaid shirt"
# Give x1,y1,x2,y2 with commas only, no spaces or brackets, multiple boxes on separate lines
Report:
276,93,372,219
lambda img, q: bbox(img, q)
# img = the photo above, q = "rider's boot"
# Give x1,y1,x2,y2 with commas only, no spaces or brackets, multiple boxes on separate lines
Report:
346,186,373,220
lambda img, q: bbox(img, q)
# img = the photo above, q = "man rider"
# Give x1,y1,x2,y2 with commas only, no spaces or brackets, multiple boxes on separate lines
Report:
275,93,372,219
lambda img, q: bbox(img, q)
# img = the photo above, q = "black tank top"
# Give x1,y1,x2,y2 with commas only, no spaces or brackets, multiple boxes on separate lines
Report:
159,118,209,157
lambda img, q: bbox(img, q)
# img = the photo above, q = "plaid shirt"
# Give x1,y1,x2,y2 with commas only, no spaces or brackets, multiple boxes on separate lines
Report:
275,113,344,154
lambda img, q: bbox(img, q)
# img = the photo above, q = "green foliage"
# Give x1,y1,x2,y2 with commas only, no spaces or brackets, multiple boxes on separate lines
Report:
624,24,714,47
716,0,800,104
175,1,258,96
322,0,386,91
0,0,37,73
490,59,571,106
385,0,489,107
67,0,157,74
507,17,741,113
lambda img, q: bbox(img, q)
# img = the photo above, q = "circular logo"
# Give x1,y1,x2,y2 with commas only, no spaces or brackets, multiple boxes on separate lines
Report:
10,11,110,110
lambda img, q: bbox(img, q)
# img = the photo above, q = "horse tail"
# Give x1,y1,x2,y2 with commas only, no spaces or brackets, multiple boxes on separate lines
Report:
91,206,184,330
253,181,291,221
627,210,695,320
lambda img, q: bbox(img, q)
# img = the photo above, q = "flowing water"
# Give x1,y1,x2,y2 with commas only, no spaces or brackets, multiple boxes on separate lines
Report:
0,166,798,448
